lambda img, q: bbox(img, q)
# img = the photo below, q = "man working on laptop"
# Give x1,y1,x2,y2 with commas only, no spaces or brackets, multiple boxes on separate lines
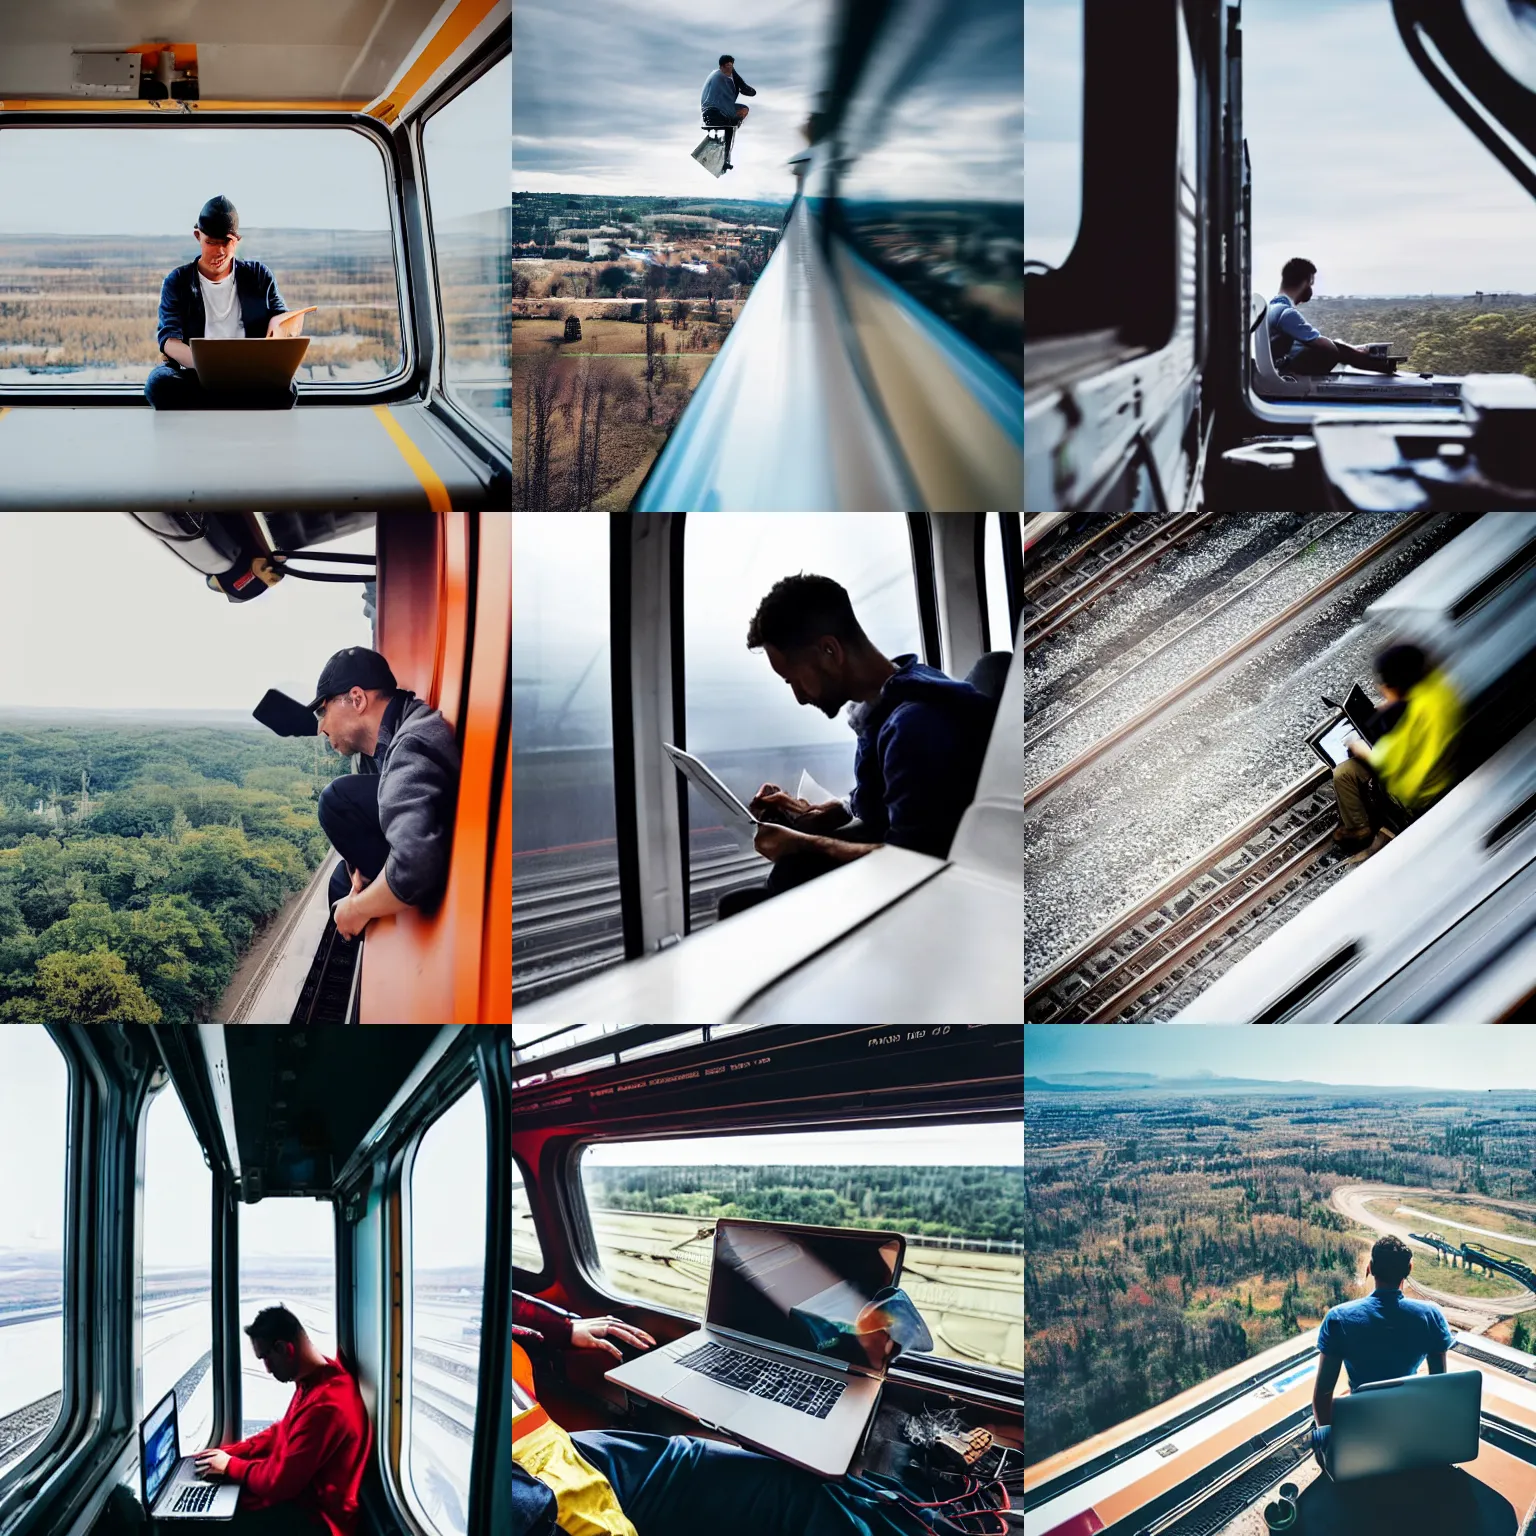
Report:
514,1292,946,1536
1311,1235,1454,1480
192,1306,371,1535
717,573,995,921
303,647,461,942
145,195,305,410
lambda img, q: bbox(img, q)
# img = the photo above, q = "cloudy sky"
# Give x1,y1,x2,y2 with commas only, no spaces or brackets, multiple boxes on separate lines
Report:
0,514,375,715
1027,0,1536,294
1027,1026,1536,1093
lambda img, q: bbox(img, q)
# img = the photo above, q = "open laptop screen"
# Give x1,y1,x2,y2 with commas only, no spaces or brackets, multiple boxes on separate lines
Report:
706,1220,903,1369
141,1390,179,1509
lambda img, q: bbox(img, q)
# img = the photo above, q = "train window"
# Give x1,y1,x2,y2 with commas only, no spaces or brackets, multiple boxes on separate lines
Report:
0,1028,67,1484
1245,0,1536,377
421,54,512,443
1024,0,1084,273
578,1122,1024,1376
682,514,923,930
511,513,622,1004
141,1081,214,1449
406,1085,487,1536
982,512,1016,651
513,1156,544,1273
0,127,406,392
237,1199,336,1438
833,0,1024,384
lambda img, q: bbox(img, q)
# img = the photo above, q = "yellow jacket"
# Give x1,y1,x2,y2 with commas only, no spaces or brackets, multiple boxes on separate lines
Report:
1369,669,1461,813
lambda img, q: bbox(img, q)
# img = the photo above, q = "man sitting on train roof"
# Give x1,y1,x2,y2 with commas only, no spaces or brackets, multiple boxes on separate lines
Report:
192,1305,372,1536
1333,642,1462,862
717,573,996,921
304,646,461,941
1269,257,1398,377
1311,1235,1453,1480
514,1291,958,1536
145,195,304,411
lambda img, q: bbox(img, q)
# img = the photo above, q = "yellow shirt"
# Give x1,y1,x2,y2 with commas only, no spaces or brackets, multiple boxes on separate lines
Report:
1369,669,1461,812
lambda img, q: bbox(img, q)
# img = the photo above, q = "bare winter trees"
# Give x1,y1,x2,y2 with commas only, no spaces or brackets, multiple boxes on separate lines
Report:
514,348,560,510
514,346,620,510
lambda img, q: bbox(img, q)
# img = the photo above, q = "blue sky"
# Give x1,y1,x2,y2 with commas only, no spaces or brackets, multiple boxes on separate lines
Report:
1026,0,1536,294
1026,1027,1536,1092
0,63,509,235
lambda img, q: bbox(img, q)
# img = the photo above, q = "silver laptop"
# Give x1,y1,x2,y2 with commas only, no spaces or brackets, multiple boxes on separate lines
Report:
1329,1368,1482,1481
606,1218,905,1478
138,1389,240,1520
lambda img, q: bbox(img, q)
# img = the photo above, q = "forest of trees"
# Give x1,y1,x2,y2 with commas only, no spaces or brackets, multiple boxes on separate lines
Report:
1304,295,1536,378
586,1163,1024,1245
1024,1092,1536,1465
0,722,346,1022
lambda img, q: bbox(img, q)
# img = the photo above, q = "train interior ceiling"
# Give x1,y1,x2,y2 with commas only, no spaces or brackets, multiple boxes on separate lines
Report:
1023,0,1536,514
511,512,1024,1028
512,1025,1024,1506
0,0,511,511
126,511,511,1026
0,1024,512,1536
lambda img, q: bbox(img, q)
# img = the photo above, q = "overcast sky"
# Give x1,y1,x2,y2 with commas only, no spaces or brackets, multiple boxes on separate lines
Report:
0,1027,67,1252
1026,0,1536,294
513,0,827,201
0,514,375,714
1027,1026,1536,1093
0,63,509,236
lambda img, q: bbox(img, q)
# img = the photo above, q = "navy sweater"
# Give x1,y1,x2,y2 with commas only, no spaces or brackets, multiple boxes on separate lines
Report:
849,655,995,859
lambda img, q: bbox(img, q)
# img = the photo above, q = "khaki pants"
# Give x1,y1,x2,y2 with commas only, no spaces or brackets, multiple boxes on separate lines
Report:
1332,756,1378,835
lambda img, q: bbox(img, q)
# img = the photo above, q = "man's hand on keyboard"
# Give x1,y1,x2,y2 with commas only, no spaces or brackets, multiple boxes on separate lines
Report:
193,1448,231,1480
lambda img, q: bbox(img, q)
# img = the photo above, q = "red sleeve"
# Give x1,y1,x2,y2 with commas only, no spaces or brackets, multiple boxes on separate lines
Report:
226,1404,348,1501
221,1420,280,1461
513,1292,576,1347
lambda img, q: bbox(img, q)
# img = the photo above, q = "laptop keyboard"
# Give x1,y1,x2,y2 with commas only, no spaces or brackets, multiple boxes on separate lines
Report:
677,1341,846,1419
171,1482,217,1514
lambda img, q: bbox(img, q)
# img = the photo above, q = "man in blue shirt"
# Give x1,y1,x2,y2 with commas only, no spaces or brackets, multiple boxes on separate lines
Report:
1311,1234,1455,1478
715,572,996,920
1268,257,1397,377
701,54,756,170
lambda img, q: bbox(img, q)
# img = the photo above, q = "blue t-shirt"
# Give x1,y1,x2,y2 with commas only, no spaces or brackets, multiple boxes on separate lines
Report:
1267,293,1322,365
1316,1288,1454,1390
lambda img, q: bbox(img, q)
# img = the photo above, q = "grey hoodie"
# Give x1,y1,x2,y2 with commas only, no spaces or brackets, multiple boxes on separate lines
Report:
354,689,460,908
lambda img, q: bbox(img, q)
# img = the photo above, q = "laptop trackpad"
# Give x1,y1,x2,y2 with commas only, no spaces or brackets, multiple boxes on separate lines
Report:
664,1363,750,1427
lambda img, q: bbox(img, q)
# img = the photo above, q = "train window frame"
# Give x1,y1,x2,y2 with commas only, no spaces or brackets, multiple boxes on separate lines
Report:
413,35,511,461
513,1152,551,1286
557,1119,1025,1395
0,112,419,407
0,1027,77,1503
398,1070,491,1536
978,513,1024,653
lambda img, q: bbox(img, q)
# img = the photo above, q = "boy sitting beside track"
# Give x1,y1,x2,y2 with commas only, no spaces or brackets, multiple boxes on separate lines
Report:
1332,643,1462,864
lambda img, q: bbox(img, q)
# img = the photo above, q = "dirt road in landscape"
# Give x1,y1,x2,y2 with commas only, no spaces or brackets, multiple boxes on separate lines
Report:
1331,1183,1536,1331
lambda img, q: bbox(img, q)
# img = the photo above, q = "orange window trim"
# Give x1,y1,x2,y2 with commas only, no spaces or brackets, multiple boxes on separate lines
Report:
367,0,502,125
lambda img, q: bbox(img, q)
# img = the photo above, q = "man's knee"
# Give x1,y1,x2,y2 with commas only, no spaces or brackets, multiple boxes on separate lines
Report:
145,365,196,409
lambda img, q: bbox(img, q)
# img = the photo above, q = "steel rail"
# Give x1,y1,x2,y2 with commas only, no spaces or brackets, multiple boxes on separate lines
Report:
1021,511,1439,814
1022,513,1139,598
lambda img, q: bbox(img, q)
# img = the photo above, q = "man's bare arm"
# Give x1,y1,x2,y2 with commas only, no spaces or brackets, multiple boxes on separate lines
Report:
163,338,196,369
1313,1353,1343,1426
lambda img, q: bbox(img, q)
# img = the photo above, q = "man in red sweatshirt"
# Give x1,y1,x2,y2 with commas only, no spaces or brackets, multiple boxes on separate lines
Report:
193,1306,373,1536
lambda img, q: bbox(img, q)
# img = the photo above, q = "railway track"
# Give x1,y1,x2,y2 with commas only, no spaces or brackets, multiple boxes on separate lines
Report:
1022,511,1437,813
1026,767,1341,1022
1023,512,1222,651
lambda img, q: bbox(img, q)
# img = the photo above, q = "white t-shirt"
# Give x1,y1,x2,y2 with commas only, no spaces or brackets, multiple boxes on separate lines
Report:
198,270,244,340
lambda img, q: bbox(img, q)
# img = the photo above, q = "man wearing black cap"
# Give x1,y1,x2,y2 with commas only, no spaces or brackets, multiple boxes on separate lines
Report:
307,647,461,941
145,195,301,410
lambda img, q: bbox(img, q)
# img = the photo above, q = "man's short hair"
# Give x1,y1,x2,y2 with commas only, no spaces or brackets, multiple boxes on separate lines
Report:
1375,642,1429,694
244,1305,305,1349
746,573,863,652
719,54,735,65
1371,1234,1413,1285
1281,257,1317,288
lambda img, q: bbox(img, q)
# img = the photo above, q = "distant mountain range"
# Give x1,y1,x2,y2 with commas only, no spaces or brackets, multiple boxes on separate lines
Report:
0,707,263,727
1025,1071,1520,1095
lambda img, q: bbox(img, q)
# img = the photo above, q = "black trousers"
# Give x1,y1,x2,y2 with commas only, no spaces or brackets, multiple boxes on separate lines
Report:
318,774,390,910
224,1502,326,1536
144,362,297,410
717,844,842,920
